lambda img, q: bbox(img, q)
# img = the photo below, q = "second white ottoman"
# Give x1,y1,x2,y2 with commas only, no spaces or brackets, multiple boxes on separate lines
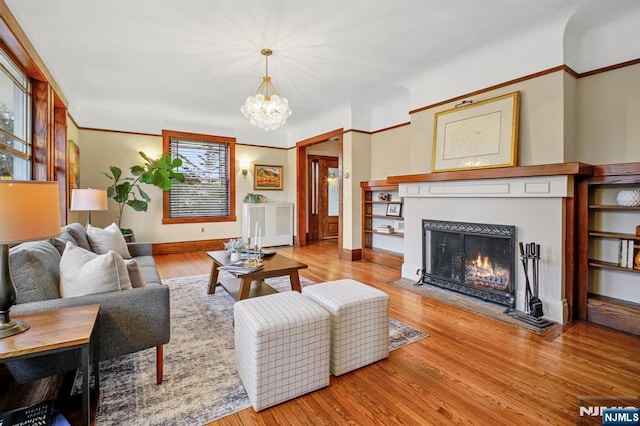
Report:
234,291,331,411
302,279,389,376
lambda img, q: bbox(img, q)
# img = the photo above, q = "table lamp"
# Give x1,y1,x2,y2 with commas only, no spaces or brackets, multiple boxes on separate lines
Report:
0,181,61,338
70,188,108,225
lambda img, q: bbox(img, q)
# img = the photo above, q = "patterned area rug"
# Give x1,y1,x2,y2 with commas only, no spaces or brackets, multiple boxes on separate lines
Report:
77,274,426,425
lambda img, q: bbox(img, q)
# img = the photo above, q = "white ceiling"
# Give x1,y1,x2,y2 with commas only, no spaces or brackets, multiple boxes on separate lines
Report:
5,0,640,147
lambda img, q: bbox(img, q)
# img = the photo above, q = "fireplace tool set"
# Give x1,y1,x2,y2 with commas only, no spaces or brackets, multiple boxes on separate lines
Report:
510,242,554,328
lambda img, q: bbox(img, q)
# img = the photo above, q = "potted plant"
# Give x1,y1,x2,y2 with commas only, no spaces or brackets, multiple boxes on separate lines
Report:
224,238,246,261
103,152,185,233
243,193,266,203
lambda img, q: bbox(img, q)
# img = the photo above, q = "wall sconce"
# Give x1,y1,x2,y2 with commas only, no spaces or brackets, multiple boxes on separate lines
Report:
240,161,250,179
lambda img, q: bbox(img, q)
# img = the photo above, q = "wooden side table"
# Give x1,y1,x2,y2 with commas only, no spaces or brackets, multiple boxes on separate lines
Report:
0,304,100,426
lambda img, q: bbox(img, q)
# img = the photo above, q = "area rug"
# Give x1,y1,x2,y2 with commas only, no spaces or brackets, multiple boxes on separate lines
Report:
388,278,557,334
76,274,426,425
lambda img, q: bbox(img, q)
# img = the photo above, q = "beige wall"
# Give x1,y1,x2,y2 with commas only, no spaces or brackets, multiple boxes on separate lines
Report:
406,70,567,175
370,125,411,181
342,131,371,250
576,62,640,164
76,128,293,243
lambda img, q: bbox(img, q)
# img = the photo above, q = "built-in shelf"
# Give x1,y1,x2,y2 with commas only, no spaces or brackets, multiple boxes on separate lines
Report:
361,179,404,269
580,162,640,335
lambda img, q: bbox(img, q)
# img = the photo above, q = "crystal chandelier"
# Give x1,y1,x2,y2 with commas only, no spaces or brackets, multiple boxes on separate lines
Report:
240,49,292,131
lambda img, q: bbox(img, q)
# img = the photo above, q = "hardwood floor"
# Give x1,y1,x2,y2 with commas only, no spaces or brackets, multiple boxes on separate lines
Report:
154,240,640,426
1,241,637,425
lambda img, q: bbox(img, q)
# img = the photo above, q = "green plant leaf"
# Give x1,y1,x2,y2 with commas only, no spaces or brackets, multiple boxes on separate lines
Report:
138,186,151,202
127,199,148,212
139,151,153,163
171,171,186,182
110,166,122,181
131,165,145,176
170,158,183,168
114,182,133,203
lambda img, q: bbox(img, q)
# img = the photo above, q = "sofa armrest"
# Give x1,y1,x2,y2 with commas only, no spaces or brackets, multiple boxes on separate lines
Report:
12,284,170,361
127,242,152,257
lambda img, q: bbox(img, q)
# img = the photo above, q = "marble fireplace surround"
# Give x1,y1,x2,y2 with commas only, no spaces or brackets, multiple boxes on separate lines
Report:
388,163,592,324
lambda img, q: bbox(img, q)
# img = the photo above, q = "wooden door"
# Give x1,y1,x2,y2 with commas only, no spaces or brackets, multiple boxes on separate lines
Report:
307,155,339,241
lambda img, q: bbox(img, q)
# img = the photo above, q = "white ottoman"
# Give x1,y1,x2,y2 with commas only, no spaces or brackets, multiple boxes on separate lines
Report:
302,279,389,376
234,291,331,411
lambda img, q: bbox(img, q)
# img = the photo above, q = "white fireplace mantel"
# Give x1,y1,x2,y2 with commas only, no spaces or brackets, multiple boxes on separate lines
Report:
393,166,590,325
399,175,572,199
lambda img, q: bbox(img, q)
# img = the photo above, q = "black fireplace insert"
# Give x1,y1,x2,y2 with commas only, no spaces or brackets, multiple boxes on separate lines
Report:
419,219,516,307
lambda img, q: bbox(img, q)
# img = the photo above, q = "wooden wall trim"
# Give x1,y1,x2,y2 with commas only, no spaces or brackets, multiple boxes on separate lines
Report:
32,80,49,181
577,57,640,78
388,162,593,184
341,248,362,261
152,238,228,255
409,65,569,115
371,122,411,134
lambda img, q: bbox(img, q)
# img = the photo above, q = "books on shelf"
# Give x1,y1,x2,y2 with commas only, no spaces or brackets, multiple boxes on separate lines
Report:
377,225,394,234
618,239,638,269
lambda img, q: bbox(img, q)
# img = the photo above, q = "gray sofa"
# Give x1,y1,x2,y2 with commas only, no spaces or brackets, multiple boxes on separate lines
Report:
5,223,170,385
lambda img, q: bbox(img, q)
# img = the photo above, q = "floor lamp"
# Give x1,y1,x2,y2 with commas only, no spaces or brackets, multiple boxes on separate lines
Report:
70,188,108,225
0,181,61,338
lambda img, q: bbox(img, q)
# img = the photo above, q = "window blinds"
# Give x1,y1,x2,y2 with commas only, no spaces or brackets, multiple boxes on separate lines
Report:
168,137,230,218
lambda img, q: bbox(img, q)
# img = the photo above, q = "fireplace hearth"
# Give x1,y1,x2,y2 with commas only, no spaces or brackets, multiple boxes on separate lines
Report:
418,220,516,307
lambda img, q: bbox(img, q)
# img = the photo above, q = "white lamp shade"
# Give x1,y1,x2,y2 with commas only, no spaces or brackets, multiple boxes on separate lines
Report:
70,188,108,211
0,181,61,244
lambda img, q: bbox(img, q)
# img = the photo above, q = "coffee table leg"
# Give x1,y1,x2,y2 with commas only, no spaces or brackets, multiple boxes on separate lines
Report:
239,277,253,300
290,271,302,292
208,262,220,294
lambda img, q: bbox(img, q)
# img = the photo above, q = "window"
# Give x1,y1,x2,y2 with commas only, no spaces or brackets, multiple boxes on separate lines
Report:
0,49,31,180
162,129,236,224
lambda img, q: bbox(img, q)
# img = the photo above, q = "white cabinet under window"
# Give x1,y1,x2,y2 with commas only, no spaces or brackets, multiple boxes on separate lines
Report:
242,203,294,247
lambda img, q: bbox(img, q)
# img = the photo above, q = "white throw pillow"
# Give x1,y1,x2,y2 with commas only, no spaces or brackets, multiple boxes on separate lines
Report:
126,259,147,288
86,223,131,259
59,242,133,298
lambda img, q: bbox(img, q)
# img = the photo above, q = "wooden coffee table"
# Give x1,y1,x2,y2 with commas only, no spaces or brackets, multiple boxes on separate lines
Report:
0,304,100,426
207,251,308,300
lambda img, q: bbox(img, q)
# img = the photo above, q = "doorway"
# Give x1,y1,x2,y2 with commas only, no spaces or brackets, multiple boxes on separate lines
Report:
295,128,343,254
308,155,339,241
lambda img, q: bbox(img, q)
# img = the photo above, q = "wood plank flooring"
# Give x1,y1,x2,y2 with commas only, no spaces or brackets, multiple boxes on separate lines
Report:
1,240,637,425
154,240,640,426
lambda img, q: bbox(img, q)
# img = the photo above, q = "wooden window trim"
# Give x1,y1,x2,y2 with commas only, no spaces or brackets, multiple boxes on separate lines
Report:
161,129,236,224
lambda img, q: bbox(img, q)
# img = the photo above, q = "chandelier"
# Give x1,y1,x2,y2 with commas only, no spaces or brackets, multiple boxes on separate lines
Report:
240,48,292,131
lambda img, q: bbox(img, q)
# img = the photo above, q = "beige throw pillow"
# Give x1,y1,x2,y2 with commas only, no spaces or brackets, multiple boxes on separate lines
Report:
86,223,131,259
59,242,132,298
126,259,147,288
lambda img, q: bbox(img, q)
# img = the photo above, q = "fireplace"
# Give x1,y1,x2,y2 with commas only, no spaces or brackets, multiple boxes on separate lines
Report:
418,220,516,307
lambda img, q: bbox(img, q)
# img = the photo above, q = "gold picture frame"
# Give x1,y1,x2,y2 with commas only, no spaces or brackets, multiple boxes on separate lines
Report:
254,164,283,190
432,91,519,172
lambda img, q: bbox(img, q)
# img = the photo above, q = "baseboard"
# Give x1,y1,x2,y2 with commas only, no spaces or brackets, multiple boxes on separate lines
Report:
152,239,227,255
341,248,362,261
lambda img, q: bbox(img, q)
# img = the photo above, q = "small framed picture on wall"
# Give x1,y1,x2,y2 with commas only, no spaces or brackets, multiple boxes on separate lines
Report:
254,164,283,190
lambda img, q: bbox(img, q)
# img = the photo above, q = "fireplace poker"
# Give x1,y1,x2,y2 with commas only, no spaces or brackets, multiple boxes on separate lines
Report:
518,242,533,315
530,243,544,318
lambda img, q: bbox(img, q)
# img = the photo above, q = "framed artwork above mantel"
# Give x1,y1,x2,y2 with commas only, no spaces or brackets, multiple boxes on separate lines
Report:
431,91,520,173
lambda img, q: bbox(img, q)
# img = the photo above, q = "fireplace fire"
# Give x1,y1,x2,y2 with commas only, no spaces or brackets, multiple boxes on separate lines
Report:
418,220,516,307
